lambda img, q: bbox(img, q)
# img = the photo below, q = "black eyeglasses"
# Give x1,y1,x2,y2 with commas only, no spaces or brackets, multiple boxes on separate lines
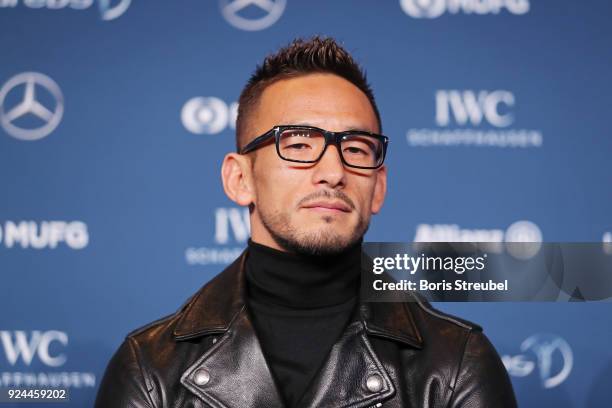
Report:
239,125,389,169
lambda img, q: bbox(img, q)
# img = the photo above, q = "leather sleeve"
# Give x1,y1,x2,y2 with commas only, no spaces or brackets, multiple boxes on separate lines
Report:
448,330,518,408
95,337,156,408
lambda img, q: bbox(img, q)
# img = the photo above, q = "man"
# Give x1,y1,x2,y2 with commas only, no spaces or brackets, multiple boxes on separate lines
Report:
95,37,517,408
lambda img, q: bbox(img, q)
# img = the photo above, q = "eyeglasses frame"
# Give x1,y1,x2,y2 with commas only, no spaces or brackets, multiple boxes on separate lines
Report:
238,125,389,170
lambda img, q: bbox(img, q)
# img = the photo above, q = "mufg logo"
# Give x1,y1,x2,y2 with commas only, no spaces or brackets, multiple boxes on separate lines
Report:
0,0,131,21
407,90,543,148
0,221,89,250
219,0,286,31
503,334,573,389
181,97,238,135
400,0,529,18
0,72,63,141
185,207,249,266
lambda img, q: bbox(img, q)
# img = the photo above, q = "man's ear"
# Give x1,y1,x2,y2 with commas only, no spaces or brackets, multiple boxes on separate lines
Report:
370,165,387,214
221,152,255,206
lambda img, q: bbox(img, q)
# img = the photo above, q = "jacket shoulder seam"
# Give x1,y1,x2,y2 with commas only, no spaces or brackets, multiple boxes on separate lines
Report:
410,293,483,331
127,312,178,338
445,329,474,408
127,336,157,408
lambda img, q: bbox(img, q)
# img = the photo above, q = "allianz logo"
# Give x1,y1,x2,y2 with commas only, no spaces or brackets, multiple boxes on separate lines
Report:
415,220,542,242
400,0,529,19
414,220,542,259
502,334,573,389
0,330,67,367
0,220,89,250
0,0,131,21
604,231,612,255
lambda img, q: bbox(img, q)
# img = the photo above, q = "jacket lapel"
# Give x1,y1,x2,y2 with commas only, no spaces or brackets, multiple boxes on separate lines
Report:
296,320,395,408
173,253,248,340
173,248,424,408
175,253,284,407
180,306,285,408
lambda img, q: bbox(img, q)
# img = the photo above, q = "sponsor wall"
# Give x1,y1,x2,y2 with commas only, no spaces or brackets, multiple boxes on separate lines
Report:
1,1,611,406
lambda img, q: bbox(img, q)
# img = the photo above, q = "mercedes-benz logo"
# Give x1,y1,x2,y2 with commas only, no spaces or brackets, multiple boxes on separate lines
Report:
0,72,64,141
220,0,286,31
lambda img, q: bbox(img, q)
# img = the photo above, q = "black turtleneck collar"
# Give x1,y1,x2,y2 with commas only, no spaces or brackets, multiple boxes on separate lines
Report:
245,238,362,309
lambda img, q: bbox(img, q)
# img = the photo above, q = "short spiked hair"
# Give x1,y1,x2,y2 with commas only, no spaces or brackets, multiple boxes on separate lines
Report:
235,36,381,151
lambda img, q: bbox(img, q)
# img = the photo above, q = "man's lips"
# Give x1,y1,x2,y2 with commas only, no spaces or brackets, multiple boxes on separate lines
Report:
302,200,351,213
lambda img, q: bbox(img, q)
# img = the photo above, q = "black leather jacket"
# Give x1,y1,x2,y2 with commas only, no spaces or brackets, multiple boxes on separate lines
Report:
95,249,517,408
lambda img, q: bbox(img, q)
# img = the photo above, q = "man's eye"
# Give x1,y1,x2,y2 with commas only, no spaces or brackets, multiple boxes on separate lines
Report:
286,143,311,150
344,146,367,155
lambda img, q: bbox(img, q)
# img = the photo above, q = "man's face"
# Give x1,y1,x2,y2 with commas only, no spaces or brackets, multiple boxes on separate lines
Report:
239,73,386,255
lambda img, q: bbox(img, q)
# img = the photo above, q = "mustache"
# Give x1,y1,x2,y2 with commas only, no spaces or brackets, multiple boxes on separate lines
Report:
298,189,355,210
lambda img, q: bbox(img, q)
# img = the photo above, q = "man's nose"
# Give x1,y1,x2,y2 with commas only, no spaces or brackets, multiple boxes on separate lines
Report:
311,144,346,188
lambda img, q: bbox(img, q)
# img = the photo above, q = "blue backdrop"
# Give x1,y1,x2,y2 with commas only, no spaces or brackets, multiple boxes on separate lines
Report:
1,1,611,406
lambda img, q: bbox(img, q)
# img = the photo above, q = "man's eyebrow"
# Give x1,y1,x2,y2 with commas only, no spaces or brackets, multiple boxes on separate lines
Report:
289,122,374,131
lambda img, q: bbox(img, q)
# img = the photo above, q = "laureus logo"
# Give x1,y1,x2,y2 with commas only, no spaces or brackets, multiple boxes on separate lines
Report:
503,334,573,389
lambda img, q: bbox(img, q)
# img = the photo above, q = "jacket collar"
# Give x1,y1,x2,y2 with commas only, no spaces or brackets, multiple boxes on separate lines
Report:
173,248,423,349
180,303,396,408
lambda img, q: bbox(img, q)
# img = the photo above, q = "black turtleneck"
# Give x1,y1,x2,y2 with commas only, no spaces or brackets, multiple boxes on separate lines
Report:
245,238,362,408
